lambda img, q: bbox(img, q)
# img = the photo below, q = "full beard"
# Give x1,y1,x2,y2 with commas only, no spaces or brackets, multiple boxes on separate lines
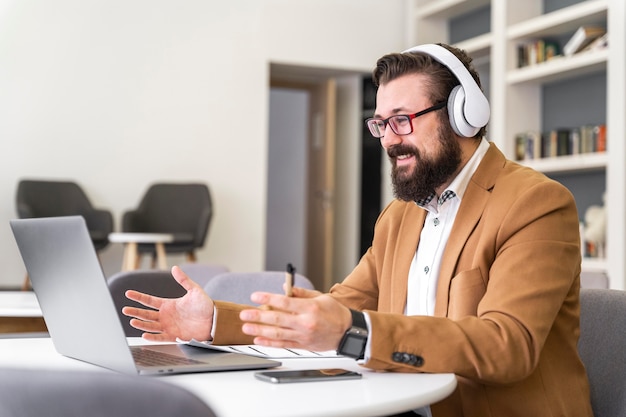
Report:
389,123,462,203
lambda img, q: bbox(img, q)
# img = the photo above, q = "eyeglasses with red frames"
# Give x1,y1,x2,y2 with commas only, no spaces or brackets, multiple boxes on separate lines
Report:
365,101,446,138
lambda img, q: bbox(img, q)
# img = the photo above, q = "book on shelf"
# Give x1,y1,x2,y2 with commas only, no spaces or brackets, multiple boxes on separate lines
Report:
514,124,606,161
563,26,606,56
517,39,560,68
515,131,541,161
582,33,608,53
594,124,606,152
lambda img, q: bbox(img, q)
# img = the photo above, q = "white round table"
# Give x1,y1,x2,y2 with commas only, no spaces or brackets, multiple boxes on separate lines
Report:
108,233,174,271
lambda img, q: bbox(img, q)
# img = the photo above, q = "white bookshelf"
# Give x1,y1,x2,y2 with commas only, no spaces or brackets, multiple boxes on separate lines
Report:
407,0,626,290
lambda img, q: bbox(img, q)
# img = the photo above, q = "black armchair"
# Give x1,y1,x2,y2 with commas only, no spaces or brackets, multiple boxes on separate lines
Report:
16,179,113,251
122,183,212,263
15,179,114,290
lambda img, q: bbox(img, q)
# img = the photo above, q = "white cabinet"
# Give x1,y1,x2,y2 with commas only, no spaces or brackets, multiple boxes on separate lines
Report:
408,0,626,290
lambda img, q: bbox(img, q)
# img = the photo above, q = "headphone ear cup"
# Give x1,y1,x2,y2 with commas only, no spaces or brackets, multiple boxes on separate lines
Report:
447,85,480,137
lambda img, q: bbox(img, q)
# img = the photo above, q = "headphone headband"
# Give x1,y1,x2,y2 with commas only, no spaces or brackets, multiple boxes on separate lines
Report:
403,44,490,134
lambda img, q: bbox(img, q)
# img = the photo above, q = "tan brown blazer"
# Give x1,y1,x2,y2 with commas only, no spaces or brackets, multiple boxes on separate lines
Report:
213,143,593,417
330,143,593,417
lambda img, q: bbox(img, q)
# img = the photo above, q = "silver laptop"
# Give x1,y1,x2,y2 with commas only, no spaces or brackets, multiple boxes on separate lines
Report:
10,216,281,375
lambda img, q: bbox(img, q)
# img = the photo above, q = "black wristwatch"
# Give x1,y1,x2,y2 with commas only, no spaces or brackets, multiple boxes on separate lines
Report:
337,309,368,359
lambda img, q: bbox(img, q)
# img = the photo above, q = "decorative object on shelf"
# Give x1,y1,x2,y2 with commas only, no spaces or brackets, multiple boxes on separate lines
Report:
581,33,608,53
583,193,606,259
563,26,606,56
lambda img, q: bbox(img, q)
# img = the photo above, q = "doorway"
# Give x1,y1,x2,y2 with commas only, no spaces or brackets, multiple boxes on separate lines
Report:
267,69,336,291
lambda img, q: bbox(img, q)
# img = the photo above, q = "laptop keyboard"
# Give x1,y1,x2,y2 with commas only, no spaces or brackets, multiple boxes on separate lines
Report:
132,347,205,367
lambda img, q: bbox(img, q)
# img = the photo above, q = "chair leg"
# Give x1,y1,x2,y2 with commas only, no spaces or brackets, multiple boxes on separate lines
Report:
185,251,197,263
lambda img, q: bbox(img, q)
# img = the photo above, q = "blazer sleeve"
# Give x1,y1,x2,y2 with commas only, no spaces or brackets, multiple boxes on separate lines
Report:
211,301,255,345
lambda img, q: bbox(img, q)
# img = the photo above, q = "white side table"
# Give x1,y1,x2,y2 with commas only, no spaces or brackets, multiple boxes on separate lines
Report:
108,233,174,271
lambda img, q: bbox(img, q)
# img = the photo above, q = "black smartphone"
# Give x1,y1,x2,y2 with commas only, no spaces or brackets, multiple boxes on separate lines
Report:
254,368,362,383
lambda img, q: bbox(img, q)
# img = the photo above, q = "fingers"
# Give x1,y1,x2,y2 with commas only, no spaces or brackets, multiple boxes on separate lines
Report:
239,306,306,344
122,306,159,321
128,317,162,333
124,266,195,310
240,320,301,345
141,332,177,342
170,265,198,292
125,290,163,310
290,286,322,298
249,291,300,312
123,309,177,342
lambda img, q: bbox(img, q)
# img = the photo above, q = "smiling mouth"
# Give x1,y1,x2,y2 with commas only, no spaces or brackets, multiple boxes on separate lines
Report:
388,144,418,166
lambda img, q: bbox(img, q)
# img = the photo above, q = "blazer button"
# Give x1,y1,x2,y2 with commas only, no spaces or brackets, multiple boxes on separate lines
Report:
412,355,424,367
392,352,424,367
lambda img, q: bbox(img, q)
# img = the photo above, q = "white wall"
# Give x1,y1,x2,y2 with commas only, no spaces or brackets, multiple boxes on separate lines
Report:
0,0,407,288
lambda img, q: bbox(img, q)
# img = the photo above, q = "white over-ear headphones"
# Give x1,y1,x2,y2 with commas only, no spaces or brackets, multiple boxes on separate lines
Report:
403,44,490,137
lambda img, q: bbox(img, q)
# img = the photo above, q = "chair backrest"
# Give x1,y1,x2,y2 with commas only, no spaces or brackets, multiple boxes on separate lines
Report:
16,179,113,251
16,179,94,218
107,270,187,337
203,271,315,305
0,368,216,417
178,262,230,288
580,271,609,289
124,183,212,248
578,288,626,417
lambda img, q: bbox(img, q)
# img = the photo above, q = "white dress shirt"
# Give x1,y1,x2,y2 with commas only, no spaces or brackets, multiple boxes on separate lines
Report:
406,138,490,316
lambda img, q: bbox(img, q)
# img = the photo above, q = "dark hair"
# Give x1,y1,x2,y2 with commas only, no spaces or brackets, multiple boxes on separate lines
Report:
372,43,487,138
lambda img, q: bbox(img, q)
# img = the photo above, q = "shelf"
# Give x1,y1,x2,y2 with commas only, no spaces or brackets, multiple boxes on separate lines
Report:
519,152,607,175
507,0,607,40
415,0,491,19
410,0,626,289
507,48,608,85
455,33,492,60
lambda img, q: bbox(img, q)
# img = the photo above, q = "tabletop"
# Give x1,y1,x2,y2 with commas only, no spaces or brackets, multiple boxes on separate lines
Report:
0,337,457,417
0,291,42,317
108,232,174,243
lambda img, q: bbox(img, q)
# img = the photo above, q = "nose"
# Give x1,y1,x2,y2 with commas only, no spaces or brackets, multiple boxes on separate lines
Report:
379,125,402,149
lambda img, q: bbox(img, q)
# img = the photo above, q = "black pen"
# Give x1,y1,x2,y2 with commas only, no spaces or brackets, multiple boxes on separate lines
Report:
285,263,295,297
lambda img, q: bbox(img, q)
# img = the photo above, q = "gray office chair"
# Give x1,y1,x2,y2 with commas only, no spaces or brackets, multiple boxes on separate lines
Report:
578,288,626,417
580,271,609,289
179,262,230,288
122,182,212,264
107,270,187,337
16,179,113,289
203,271,315,305
0,368,216,417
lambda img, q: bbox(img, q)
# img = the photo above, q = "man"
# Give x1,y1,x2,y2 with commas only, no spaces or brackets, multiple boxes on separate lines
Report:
125,43,593,416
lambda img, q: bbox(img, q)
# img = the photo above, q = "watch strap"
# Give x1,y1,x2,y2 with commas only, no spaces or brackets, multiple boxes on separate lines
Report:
349,309,367,330
337,309,368,359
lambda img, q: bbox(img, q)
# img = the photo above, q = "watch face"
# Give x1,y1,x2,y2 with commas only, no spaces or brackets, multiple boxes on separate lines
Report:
341,334,367,357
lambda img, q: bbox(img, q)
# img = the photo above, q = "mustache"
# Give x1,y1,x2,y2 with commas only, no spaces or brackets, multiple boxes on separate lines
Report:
387,144,419,159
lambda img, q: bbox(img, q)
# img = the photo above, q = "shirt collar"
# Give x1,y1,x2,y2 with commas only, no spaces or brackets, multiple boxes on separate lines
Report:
416,138,490,209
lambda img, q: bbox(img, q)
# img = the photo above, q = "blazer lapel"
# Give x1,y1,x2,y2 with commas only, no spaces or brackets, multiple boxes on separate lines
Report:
392,204,426,313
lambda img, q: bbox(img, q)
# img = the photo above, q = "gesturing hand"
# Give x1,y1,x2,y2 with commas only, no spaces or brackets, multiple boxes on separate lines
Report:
239,287,352,352
123,265,215,342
